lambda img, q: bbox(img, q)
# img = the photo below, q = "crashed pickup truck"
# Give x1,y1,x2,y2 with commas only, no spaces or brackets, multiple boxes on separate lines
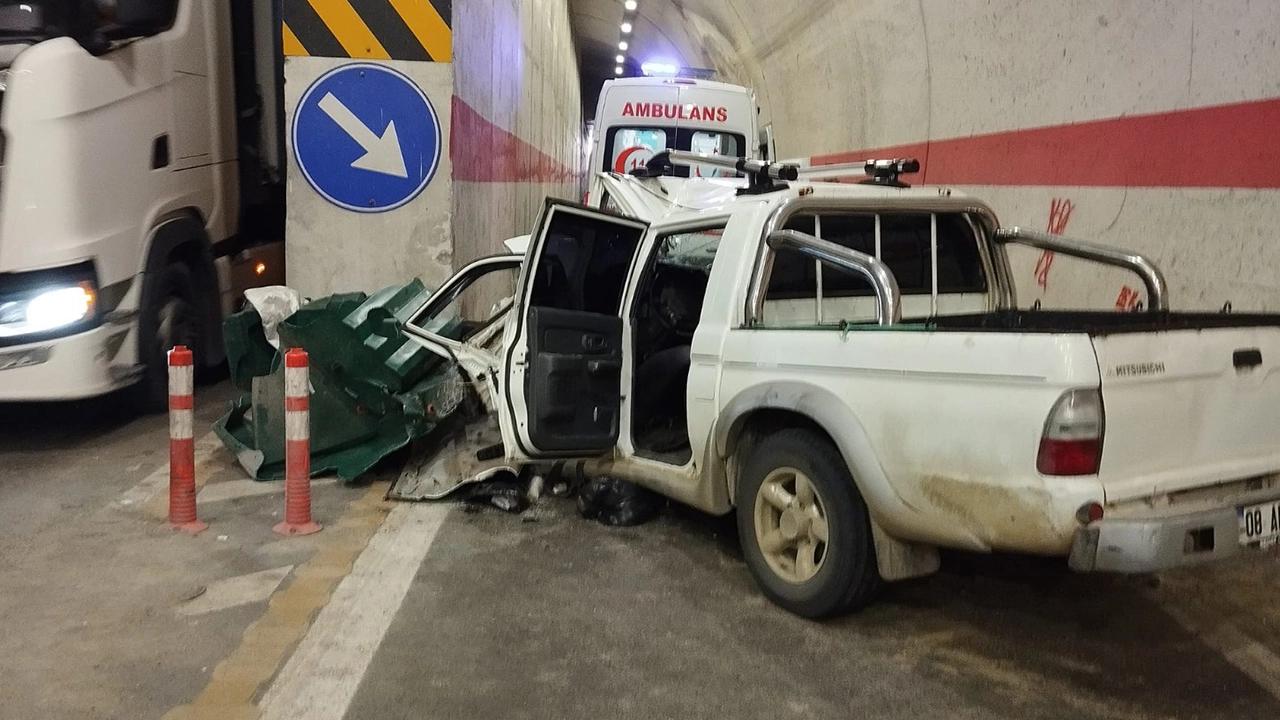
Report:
404,151,1280,617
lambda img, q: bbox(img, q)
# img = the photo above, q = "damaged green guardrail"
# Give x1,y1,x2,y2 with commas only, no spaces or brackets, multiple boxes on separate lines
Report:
215,280,469,482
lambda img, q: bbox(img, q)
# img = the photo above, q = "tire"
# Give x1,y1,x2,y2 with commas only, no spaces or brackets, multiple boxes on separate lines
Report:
134,262,204,413
736,428,881,617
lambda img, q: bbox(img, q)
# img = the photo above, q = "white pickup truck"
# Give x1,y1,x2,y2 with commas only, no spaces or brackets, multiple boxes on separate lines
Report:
403,151,1280,617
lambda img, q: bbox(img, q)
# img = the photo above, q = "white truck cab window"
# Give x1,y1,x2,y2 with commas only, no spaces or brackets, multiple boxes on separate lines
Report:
761,212,988,326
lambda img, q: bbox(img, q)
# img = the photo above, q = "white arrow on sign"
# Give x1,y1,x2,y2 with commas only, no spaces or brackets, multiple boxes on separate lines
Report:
317,92,409,179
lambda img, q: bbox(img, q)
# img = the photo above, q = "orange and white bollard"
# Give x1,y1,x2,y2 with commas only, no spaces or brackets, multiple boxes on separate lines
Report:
274,348,321,536
168,345,207,534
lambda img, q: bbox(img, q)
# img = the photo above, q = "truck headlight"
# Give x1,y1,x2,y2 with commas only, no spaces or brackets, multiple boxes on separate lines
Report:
0,281,98,338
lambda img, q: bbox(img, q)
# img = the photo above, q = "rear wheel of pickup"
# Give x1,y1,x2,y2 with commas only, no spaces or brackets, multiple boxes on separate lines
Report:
736,428,881,617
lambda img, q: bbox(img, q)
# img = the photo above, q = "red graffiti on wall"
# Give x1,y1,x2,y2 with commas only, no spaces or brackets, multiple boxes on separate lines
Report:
1047,198,1075,234
1115,285,1142,311
1034,198,1075,290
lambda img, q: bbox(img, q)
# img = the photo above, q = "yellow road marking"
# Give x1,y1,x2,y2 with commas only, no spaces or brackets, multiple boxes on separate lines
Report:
281,22,309,57
305,0,390,59
389,0,452,62
162,482,391,720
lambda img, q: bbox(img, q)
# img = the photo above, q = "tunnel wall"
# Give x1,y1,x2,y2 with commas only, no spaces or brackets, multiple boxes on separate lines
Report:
451,0,583,267
673,0,1280,311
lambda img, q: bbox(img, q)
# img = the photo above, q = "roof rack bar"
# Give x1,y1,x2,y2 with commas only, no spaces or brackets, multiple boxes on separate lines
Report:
640,150,921,189
794,161,871,180
799,158,921,187
664,149,800,181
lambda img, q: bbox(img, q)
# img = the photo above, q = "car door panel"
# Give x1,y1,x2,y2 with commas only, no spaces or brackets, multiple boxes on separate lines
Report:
526,306,623,451
500,200,650,459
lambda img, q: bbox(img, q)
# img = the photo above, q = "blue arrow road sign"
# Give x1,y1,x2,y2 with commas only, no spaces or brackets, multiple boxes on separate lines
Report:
292,63,442,213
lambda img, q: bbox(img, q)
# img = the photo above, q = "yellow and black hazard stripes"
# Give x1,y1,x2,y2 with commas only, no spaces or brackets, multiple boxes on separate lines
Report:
386,0,452,62
282,0,452,62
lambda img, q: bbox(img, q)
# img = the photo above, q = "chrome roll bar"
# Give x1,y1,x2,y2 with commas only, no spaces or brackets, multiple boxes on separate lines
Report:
766,229,902,326
994,227,1169,312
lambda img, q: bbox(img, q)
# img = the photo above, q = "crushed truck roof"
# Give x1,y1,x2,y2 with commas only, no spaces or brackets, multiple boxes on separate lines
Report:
597,171,991,227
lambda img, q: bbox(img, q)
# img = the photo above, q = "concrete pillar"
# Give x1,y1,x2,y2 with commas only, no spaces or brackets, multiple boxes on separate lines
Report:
280,0,454,298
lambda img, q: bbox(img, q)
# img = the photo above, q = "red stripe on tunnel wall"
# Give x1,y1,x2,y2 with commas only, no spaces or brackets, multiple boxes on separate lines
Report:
811,97,1280,189
450,97,577,183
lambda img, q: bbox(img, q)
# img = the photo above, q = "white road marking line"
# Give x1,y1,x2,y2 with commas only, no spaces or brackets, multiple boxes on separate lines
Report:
197,477,337,504
1160,602,1280,700
176,566,294,617
117,431,221,508
257,502,450,720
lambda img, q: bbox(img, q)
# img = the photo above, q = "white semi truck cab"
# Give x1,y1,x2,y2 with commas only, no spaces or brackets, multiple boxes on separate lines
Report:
0,0,284,407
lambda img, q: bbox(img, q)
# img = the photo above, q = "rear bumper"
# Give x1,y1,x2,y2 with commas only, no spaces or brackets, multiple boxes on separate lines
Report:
1069,497,1279,572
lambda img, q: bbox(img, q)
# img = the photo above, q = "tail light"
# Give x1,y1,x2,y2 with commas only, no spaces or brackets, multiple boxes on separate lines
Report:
1037,389,1104,476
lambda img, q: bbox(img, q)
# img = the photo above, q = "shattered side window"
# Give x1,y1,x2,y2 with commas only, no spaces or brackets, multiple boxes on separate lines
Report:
412,264,521,343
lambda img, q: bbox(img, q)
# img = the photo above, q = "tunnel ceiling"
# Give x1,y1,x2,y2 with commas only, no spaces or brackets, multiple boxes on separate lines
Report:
569,0,714,118
568,0,860,125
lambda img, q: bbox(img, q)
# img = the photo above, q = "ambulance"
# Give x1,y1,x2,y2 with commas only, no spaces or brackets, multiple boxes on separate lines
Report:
586,77,761,207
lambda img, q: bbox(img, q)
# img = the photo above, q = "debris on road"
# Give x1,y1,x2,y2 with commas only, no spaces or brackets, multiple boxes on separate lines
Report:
242,286,301,349
577,475,664,527
460,472,529,513
215,280,474,482
389,418,516,501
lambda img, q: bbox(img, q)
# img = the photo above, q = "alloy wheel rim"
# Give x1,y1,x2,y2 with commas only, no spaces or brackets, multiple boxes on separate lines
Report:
753,467,830,583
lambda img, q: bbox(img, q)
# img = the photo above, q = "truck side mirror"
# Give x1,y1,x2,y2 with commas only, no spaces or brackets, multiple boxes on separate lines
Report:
101,0,179,40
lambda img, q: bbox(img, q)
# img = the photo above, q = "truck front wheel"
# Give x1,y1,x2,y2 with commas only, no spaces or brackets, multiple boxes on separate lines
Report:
135,263,203,413
736,428,881,617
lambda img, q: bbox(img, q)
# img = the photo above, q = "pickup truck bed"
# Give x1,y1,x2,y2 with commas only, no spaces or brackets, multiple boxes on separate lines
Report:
929,310,1280,334
864,310,1280,572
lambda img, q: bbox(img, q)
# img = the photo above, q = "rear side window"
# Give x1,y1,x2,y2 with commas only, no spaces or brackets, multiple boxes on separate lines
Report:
933,213,987,292
760,211,988,326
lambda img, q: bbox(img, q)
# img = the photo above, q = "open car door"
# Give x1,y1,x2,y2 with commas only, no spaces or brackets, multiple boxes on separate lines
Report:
390,254,527,501
499,201,650,461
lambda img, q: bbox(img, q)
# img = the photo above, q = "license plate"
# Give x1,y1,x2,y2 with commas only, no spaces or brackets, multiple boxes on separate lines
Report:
1238,499,1280,547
